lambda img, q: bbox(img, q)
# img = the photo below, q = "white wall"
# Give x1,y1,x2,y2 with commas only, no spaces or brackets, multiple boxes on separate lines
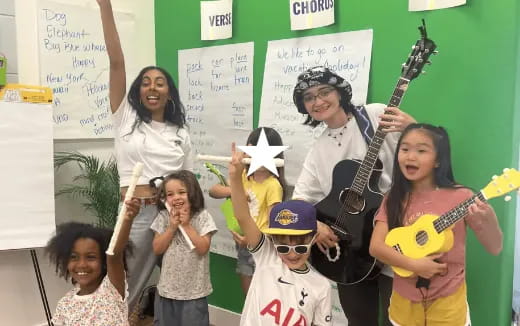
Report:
1,0,155,325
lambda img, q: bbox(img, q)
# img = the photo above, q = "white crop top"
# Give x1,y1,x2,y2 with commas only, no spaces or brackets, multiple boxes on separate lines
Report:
112,97,194,187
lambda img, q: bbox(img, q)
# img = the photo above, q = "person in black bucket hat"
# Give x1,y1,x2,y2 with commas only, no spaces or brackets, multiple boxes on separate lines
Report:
292,66,416,326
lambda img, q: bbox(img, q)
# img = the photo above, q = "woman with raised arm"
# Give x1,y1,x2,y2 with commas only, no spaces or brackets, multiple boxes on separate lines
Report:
97,0,193,316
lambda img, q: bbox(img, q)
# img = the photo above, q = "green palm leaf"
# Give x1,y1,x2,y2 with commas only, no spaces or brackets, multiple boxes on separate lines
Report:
54,151,120,228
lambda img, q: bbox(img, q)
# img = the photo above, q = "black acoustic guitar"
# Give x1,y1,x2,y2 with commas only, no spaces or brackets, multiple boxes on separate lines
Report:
310,20,437,285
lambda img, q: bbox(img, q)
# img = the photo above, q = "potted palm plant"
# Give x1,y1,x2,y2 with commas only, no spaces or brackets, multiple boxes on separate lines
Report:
54,151,120,228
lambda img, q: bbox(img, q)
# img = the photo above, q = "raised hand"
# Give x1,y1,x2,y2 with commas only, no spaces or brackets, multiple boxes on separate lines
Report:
97,0,126,113
123,198,141,220
229,142,245,179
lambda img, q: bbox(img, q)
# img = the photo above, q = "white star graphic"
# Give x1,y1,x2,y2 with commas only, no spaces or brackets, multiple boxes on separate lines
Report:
238,128,288,177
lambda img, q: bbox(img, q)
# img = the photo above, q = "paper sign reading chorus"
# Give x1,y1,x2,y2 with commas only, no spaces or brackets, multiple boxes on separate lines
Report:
290,0,335,30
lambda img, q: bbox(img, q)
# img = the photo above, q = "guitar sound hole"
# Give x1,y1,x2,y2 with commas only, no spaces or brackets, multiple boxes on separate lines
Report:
339,188,365,214
416,230,428,246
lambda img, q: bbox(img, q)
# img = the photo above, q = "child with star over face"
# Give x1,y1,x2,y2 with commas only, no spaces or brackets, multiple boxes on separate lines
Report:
209,127,287,296
228,142,332,326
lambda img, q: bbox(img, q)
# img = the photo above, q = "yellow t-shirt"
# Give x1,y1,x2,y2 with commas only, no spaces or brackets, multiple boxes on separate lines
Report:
242,171,283,231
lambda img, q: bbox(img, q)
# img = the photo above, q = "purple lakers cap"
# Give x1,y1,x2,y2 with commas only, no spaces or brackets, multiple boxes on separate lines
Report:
262,200,317,235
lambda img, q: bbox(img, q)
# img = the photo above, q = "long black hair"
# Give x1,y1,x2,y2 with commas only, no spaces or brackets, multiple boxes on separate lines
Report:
386,123,457,230
246,127,288,200
127,66,186,131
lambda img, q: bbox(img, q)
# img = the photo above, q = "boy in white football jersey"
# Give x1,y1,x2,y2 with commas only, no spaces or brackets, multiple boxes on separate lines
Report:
229,143,332,326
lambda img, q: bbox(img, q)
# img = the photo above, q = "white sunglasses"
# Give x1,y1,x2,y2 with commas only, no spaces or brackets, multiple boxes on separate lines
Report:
272,234,316,255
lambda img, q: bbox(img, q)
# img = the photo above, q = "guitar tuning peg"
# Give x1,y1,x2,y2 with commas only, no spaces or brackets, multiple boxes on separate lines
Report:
505,195,512,202
426,60,432,65
412,45,417,50
503,168,510,173
492,175,498,180
421,71,427,74
433,50,439,55
402,63,407,68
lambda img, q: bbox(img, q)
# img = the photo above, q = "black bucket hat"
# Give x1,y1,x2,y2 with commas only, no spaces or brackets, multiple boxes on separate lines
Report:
293,66,352,114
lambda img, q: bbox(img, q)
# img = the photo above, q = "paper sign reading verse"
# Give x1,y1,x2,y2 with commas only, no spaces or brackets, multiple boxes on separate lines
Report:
201,0,233,40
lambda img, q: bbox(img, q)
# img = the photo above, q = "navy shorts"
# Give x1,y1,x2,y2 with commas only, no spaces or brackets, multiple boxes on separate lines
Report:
236,244,255,276
154,294,209,326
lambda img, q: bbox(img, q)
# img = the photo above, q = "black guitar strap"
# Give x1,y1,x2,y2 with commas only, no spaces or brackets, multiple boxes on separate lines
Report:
351,105,375,146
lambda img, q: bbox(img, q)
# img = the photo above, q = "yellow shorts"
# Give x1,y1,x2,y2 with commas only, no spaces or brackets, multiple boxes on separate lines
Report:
389,282,471,326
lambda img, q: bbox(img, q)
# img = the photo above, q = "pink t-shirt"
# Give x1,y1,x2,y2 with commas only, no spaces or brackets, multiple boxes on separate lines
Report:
375,187,474,302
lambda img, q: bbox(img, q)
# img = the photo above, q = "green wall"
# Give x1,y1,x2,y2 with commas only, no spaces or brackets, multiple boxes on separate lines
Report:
155,1,520,325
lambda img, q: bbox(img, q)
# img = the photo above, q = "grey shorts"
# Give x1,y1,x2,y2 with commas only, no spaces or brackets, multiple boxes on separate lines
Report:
154,294,209,326
236,244,255,276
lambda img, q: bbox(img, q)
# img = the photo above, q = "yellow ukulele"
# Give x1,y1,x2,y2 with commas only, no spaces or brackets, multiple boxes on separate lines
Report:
385,168,520,277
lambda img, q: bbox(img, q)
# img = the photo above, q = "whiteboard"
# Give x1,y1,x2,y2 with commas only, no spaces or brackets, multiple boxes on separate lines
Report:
178,42,254,257
259,30,373,184
37,0,137,139
0,101,55,250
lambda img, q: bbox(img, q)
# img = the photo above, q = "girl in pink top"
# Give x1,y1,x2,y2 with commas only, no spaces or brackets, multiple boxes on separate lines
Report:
46,199,140,326
369,124,503,326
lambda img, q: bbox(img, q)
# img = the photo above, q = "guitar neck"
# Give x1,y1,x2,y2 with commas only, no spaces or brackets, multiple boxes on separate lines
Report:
351,77,411,194
433,192,486,233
